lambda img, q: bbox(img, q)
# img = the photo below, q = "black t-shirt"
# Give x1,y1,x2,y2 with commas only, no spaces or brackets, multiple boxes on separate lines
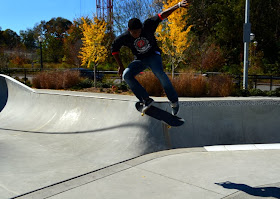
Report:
111,14,163,60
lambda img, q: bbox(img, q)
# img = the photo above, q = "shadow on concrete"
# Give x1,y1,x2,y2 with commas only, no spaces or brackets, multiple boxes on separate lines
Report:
216,181,280,198
0,77,8,112
0,122,149,135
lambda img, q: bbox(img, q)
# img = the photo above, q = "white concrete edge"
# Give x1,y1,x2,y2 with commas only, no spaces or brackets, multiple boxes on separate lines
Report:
0,74,135,102
0,74,35,93
204,143,280,152
36,91,136,102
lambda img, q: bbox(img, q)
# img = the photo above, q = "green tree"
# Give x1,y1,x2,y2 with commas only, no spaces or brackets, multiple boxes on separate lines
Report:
20,29,36,50
1,29,21,49
44,17,72,38
251,0,280,74
36,17,72,63
64,18,83,66
187,0,280,74
187,0,244,67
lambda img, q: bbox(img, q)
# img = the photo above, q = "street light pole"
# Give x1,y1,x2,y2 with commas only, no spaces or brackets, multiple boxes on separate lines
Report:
243,0,251,90
38,36,43,71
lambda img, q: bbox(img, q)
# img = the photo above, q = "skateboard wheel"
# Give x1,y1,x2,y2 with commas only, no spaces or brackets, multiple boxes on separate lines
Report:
141,113,144,116
167,125,171,129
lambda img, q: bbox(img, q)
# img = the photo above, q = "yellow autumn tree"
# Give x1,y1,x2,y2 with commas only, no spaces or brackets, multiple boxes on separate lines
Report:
156,0,192,78
79,17,108,87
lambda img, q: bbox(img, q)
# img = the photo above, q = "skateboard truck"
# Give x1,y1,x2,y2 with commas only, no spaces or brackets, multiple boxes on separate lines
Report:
135,102,185,127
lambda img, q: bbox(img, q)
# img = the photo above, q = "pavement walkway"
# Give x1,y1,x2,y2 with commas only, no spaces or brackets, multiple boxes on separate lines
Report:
13,145,280,199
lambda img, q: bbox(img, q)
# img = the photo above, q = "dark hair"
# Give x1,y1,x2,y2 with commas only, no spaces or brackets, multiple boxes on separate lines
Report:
128,18,142,30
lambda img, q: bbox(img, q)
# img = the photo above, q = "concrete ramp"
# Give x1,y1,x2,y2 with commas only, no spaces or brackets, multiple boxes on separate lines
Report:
0,74,167,198
170,97,280,147
1,74,280,198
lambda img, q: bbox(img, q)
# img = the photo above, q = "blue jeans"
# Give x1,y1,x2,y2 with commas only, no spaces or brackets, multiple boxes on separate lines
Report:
123,54,178,103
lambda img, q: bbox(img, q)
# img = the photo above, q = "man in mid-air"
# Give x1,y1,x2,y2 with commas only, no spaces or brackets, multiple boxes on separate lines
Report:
112,0,189,115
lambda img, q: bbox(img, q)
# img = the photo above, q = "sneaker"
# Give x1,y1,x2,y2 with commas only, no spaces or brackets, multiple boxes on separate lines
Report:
142,98,154,113
171,101,179,116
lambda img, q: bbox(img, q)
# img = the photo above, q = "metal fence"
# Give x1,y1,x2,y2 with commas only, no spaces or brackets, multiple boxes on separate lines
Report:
1,68,280,91
233,74,280,91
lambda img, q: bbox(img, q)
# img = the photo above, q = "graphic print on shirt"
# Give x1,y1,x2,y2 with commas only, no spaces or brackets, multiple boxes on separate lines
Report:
134,37,151,54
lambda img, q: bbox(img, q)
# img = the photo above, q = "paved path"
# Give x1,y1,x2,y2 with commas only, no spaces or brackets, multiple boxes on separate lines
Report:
13,147,280,199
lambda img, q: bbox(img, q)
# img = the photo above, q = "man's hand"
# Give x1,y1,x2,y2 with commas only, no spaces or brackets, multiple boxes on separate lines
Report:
179,0,189,8
118,66,125,77
160,0,190,19
113,53,125,77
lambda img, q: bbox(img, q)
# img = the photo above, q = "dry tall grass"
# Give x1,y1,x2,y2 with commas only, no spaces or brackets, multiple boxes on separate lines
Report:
32,70,81,89
208,74,234,97
135,71,164,97
32,70,234,97
135,71,234,97
172,72,207,97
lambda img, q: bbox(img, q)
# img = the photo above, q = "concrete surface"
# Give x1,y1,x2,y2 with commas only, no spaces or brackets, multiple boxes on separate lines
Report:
10,147,280,199
1,74,280,199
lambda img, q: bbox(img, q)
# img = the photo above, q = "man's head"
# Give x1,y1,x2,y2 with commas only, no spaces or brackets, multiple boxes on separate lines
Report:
128,18,142,38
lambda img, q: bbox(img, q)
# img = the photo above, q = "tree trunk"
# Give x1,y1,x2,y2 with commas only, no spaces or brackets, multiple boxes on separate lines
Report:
94,64,97,88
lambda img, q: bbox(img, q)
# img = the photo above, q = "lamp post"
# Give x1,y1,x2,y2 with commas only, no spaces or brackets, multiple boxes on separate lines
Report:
253,41,258,56
38,36,43,71
243,0,251,90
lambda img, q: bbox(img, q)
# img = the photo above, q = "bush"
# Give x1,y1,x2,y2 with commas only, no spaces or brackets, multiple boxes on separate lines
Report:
134,71,234,97
172,72,207,97
208,74,234,97
136,71,164,97
77,78,94,88
248,88,267,96
276,88,280,97
32,70,81,89
117,82,129,92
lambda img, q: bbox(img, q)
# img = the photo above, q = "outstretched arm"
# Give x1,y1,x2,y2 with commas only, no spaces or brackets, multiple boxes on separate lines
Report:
159,0,189,20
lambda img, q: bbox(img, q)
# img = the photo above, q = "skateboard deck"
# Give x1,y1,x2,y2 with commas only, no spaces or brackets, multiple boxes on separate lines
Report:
135,102,185,127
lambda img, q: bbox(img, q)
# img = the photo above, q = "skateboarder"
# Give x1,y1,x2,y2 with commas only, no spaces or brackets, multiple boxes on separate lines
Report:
112,0,189,115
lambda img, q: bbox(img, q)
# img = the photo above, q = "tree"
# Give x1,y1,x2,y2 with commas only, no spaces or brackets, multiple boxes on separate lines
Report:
251,0,280,74
20,29,37,50
187,0,244,68
44,17,72,38
186,0,280,74
156,0,192,78
64,19,83,66
33,17,73,63
1,29,21,49
114,0,162,34
79,17,108,87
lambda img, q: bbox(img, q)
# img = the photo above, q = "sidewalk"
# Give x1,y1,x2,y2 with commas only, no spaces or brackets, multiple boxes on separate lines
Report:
14,146,280,199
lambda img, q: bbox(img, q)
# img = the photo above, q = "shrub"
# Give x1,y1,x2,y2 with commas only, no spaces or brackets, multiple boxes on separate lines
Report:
136,71,164,97
276,88,280,97
248,88,266,96
117,82,129,92
172,72,207,97
32,70,81,89
208,74,234,97
201,44,225,72
77,78,94,88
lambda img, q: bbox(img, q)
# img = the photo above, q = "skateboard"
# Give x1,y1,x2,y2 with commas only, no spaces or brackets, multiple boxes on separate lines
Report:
135,102,185,127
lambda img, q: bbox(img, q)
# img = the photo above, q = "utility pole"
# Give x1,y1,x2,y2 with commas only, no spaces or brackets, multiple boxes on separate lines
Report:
38,36,44,71
96,0,113,31
243,0,251,90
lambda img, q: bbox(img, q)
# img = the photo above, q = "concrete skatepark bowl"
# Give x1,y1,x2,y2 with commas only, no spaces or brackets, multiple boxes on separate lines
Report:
1,74,280,199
